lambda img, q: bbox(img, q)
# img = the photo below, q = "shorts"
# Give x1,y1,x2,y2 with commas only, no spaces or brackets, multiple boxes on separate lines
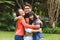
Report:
24,36,33,40
33,32,44,40
15,35,23,40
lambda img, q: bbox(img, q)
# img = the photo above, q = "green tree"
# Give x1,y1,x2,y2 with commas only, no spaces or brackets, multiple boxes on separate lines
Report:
0,1,15,31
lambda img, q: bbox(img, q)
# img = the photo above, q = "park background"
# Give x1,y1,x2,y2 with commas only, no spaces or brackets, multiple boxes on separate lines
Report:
0,0,60,40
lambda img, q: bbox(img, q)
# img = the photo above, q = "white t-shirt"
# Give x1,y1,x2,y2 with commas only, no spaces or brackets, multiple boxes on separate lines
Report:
24,28,33,40
25,28,32,33
24,36,33,40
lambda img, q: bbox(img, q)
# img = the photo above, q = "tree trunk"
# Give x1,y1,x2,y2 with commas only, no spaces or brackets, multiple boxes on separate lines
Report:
47,0,54,28
47,0,60,28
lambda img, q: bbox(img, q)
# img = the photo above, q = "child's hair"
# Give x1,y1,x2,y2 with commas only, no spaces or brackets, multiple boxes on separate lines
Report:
29,12,37,20
28,12,37,24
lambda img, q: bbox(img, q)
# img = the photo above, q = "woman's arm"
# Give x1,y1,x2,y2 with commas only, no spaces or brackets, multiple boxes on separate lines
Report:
21,17,40,29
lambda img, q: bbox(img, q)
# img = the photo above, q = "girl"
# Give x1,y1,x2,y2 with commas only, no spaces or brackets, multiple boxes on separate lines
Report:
28,13,44,40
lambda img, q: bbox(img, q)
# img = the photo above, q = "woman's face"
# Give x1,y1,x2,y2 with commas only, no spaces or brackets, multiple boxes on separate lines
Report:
29,15,34,20
18,9,25,16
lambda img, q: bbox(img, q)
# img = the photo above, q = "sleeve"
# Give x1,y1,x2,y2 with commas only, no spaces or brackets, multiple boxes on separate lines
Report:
21,17,39,29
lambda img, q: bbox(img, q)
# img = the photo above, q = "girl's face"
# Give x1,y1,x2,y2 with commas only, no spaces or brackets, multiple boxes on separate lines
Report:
18,9,25,16
29,15,34,20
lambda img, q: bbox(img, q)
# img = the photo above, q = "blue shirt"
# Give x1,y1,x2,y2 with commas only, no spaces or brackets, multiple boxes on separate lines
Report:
33,19,44,40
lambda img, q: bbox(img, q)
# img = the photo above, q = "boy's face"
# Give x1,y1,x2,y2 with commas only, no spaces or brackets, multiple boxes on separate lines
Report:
29,15,34,20
24,6,32,13
25,18,29,23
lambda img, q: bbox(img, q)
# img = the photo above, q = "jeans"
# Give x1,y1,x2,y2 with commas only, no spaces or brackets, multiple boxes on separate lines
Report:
15,35,23,40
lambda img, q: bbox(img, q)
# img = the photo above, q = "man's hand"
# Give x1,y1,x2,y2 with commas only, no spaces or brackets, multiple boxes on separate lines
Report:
14,16,22,21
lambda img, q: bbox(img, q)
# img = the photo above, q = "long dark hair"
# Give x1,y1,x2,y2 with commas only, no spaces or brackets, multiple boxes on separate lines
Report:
29,11,37,24
29,11,37,20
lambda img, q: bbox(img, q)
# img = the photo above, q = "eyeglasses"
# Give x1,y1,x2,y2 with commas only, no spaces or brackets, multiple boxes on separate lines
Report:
25,8,30,9
24,6,30,9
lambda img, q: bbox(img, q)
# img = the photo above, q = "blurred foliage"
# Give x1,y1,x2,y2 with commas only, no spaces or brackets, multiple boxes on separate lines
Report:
0,1,15,31
0,0,60,31
43,27,60,34
0,12,16,31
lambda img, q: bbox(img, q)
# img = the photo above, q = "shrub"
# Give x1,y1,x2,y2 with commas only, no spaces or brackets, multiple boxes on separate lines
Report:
0,12,16,31
43,27,60,34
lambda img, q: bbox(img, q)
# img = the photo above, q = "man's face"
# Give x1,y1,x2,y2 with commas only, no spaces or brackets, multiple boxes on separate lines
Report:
24,6,32,13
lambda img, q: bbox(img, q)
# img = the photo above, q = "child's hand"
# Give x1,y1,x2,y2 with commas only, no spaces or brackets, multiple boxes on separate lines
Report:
36,19,41,24
36,19,42,24
39,28,42,33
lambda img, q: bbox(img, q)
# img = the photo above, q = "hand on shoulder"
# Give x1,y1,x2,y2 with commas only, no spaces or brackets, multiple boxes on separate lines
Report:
14,16,23,21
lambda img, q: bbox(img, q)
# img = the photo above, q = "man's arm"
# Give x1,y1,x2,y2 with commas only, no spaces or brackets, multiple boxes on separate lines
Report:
14,16,22,21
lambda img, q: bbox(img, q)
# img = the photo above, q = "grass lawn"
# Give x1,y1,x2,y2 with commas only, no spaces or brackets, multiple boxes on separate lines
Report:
0,31,60,40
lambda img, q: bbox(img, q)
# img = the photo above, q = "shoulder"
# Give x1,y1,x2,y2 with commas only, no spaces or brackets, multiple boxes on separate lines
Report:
17,16,24,20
